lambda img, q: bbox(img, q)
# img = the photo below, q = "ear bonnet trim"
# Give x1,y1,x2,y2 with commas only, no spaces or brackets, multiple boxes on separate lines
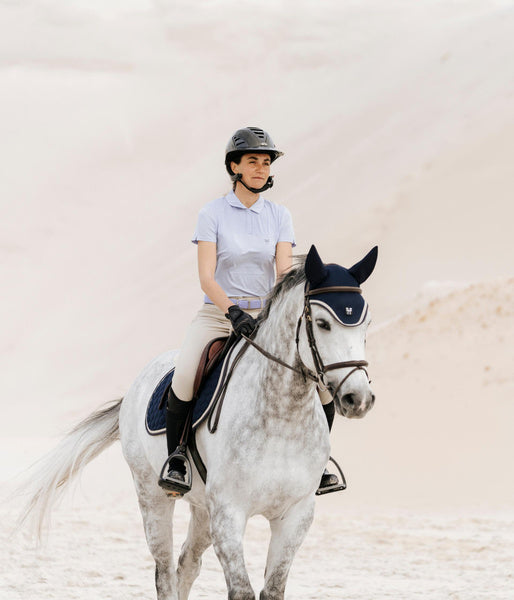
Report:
310,298,369,327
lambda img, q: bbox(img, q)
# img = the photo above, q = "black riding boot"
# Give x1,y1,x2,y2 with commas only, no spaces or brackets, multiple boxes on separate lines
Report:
319,401,340,490
158,387,191,493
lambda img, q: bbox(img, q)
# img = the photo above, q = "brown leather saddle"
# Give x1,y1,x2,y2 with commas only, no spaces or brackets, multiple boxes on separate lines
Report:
156,334,237,413
192,333,237,400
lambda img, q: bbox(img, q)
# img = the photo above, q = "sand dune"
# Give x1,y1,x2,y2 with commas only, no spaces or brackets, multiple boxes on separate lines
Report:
329,277,514,512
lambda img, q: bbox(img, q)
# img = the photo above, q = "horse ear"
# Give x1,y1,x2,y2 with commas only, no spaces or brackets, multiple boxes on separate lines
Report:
305,245,327,287
348,246,378,284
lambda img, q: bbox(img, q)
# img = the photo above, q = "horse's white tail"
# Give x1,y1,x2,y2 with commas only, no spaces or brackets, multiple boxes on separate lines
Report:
16,399,123,541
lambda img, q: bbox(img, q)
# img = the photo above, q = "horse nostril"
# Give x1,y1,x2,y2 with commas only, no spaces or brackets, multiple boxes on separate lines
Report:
342,393,355,406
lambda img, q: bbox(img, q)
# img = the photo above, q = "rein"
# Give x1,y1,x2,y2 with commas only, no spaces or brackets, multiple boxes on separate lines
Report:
241,335,318,383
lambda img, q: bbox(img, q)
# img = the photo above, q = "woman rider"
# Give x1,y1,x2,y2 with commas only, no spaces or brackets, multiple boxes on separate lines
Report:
159,126,339,494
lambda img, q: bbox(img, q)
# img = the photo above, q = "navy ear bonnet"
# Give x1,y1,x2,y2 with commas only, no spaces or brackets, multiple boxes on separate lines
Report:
305,245,378,327
310,264,367,326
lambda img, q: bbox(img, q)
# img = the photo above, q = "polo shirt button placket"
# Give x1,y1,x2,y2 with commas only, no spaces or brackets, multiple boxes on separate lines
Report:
245,209,252,236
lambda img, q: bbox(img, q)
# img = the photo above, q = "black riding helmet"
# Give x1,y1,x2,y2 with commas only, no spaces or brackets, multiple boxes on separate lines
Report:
225,127,284,193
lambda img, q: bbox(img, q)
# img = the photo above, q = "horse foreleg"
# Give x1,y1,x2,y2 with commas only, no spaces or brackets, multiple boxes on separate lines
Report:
135,478,178,600
210,503,255,600
260,497,315,600
177,504,212,599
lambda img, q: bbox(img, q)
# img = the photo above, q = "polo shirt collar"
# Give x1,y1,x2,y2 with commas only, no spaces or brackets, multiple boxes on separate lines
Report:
226,190,265,214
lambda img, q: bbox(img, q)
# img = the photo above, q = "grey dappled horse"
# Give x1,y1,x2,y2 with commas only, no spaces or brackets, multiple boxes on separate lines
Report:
19,245,377,599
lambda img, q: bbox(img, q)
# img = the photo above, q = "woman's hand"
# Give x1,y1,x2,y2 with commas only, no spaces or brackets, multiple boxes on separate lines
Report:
225,305,257,337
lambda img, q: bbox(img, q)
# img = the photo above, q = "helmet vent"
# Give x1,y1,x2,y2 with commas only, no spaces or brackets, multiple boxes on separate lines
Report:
233,135,248,148
248,127,266,140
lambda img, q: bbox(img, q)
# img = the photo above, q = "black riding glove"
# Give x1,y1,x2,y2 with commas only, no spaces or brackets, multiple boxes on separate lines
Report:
225,305,257,337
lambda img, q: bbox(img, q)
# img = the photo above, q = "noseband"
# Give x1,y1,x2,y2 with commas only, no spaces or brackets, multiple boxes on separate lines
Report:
242,283,369,400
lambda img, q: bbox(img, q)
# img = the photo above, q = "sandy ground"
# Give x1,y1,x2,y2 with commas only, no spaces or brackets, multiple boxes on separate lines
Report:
1,0,513,598
2,500,513,600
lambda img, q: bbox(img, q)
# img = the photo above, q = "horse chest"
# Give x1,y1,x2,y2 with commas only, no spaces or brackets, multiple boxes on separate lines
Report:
200,411,329,506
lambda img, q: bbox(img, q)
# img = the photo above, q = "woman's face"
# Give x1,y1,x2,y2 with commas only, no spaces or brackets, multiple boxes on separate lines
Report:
232,153,271,189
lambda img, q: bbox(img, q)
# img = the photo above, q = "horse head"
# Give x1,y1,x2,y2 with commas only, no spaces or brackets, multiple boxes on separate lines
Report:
303,245,378,419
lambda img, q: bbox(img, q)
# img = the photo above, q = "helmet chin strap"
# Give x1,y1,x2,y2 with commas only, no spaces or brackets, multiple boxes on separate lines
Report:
234,173,274,194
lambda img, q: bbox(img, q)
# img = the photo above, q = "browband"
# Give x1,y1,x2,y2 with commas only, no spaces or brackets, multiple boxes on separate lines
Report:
306,286,362,296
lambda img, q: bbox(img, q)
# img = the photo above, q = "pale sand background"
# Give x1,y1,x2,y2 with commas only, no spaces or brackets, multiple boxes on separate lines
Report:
1,1,513,598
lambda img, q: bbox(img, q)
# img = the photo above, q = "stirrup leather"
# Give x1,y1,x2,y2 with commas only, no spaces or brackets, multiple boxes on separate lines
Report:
315,456,347,496
158,445,192,497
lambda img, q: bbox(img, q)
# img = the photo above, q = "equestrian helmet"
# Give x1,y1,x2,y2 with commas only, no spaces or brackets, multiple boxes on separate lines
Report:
225,127,284,175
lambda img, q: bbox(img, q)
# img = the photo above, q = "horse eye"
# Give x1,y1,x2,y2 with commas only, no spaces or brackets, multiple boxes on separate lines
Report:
316,319,331,331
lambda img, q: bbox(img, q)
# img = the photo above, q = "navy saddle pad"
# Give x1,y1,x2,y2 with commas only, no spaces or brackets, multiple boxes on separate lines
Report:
145,355,227,435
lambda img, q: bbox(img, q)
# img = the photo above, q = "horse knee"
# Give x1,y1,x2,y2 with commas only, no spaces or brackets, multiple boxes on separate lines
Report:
154,561,178,600
260,569,287,600
177,550,203,589
177,506,211,588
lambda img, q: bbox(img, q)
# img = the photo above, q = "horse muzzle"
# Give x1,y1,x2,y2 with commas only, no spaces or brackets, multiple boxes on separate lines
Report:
334,388,375,419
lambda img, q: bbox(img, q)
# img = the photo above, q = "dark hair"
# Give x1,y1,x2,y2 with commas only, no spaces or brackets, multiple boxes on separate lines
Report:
228,152,243,189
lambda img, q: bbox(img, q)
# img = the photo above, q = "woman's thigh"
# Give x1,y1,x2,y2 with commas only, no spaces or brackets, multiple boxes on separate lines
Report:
171,305,261,401
172,304,230,401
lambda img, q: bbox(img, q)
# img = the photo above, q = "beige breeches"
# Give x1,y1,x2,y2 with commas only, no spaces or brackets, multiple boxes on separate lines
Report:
171,303,261,402
171,303,334,406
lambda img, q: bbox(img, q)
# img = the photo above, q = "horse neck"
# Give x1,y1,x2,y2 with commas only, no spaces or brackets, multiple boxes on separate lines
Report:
251,285,316,412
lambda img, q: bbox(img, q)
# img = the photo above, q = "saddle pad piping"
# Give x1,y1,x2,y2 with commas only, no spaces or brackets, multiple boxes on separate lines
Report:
145,368,175,436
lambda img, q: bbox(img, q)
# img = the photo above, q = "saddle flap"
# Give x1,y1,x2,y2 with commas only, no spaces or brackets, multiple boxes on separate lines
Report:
193,335,232,399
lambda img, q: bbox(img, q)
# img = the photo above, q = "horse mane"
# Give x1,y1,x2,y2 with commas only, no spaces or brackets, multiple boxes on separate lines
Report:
259,255,307,322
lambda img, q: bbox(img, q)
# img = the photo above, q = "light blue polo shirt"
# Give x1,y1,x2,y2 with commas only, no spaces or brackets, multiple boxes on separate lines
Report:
192,191,296,300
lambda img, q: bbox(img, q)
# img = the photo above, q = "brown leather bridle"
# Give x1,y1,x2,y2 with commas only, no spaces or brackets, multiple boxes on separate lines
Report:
243,283,370,398
208,284,370,433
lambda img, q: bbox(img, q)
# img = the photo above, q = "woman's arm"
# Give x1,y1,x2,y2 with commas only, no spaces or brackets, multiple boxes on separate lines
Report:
197,241,234,313
275,241,293,281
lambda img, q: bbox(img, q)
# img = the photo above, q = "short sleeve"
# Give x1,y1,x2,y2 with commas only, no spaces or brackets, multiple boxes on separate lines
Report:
192,206,217,244
278,206,296,247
